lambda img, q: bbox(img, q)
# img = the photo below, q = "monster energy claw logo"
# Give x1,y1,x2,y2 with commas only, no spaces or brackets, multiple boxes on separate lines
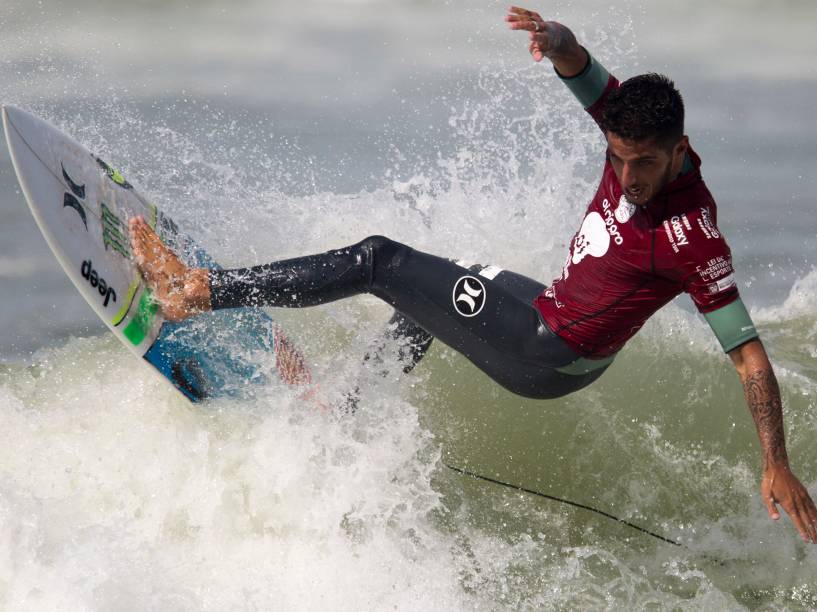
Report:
95,157,133,190
453,275,486,317
101,202,131,258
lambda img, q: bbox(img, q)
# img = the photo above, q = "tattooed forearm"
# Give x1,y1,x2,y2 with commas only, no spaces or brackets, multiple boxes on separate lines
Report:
743,368,788,467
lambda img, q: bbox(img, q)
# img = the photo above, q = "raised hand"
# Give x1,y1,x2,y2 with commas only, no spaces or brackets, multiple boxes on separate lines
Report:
505,6,581,65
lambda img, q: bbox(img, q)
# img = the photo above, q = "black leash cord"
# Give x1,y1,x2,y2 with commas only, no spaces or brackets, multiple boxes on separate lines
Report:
445,463,681,547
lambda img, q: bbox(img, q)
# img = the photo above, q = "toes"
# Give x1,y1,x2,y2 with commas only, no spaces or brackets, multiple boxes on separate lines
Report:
129,219,148,249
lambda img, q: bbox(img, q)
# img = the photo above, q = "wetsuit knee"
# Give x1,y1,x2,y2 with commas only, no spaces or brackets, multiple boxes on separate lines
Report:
356,235,393,254
353,235,411,288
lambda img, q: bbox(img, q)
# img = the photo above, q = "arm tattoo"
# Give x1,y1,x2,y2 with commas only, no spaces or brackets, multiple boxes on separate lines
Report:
743,369,788,467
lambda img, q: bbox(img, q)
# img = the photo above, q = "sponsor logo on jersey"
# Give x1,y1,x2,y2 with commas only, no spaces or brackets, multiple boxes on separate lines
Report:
614,194,636,223
81,259,117,307
707,273,736,295
601,199,624,245
696,256,733,282
543,286,564,309
697,206,721,239
572,212,611,265
61,163,88,230
452,275,486,317
663,214,691,253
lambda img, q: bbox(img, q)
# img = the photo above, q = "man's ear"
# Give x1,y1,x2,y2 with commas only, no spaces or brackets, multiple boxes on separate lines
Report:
674,135,689,159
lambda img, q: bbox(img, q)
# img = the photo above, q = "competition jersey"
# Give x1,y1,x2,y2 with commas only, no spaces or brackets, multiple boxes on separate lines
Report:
534,64,750,358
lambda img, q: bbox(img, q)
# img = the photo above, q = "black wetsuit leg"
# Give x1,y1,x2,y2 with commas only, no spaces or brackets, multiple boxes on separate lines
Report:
383,264,556,371
209,236,608,399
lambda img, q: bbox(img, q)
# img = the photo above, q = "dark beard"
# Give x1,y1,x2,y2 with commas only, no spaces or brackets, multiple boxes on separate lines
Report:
638,161,676,206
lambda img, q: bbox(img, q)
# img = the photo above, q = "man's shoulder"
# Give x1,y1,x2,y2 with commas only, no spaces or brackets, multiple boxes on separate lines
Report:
652,200,737,306
684,202,723,240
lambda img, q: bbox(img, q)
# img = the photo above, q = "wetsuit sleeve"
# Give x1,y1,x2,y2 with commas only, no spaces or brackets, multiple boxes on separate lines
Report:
556,48,619,127
703,298,759,353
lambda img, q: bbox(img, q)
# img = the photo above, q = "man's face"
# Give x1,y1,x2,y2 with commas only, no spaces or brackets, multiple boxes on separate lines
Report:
606,132,688,206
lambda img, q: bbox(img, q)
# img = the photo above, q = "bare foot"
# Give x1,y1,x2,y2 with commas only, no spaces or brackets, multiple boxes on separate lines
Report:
128,216,211,321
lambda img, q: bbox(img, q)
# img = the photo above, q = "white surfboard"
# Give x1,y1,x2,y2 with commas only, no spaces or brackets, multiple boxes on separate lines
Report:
3,105,311,401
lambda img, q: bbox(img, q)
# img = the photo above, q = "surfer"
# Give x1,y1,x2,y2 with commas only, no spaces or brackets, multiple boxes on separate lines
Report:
128,8,817,542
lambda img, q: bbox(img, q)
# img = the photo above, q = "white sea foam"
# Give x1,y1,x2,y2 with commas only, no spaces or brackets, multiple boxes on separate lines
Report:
5,332,815,611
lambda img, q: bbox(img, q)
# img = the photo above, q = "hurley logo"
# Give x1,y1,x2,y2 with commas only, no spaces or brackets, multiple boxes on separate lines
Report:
453,276,486,317
61,163,88,230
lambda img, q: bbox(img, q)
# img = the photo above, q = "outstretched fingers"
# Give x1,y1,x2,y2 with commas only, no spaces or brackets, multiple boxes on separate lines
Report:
506,6,543,30
782,497,808,542
764,494,780,521
129,217,158,276
776,484,817,544
507,6,541,19
507,18,538,31
792,498,817,544
129,216,160,258
798,494,817,543
128,215,196,321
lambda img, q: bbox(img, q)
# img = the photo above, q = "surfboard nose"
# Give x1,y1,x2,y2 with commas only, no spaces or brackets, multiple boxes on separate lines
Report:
3,105,45,142
2,105,17,151
3,105,94,198
4,105,55,171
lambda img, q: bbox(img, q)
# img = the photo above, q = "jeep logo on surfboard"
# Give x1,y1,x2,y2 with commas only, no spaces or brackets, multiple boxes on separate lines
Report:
81,259,117,307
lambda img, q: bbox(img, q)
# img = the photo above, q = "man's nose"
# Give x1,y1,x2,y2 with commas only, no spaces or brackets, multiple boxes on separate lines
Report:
621,162,633,187
621,162,635,186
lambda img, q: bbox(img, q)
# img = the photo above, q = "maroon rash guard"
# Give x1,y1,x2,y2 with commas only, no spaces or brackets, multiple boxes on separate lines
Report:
534,76,740,358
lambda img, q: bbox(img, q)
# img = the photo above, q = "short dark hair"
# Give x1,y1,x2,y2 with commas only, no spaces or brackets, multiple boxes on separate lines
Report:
600,73,684,149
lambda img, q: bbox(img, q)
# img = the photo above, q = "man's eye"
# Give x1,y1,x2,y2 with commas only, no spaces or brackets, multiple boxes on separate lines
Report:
638,159,654,167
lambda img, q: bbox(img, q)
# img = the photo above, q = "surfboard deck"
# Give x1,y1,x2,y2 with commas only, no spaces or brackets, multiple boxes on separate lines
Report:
3,105,310,402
